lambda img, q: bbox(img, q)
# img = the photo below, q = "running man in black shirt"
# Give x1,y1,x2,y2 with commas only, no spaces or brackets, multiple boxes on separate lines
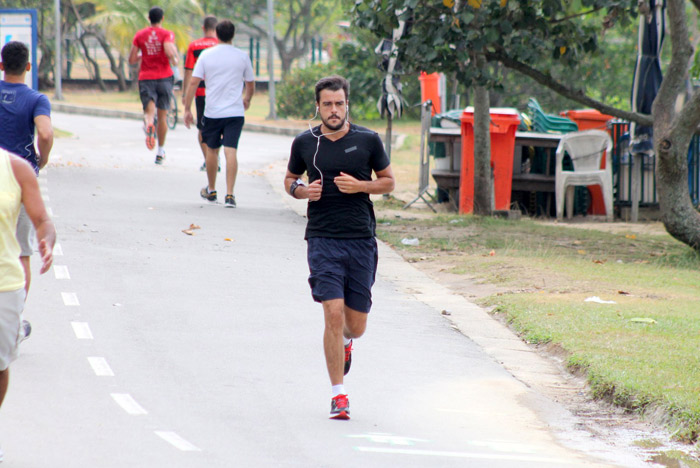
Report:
284,75,395,420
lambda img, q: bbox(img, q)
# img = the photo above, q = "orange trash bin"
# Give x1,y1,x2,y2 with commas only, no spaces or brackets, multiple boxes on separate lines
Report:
459,107,521,214
419,72,441,116
560,109,614,215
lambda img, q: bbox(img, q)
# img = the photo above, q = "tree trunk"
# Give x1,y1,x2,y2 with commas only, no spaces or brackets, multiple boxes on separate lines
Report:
473,86,492,215
78,34,106,91
654,0,700,249
94,32,127,91
473,57,493,215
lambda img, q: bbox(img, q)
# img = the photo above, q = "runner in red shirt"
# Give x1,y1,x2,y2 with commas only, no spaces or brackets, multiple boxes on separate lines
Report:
128,6,178,164
183,15,219,171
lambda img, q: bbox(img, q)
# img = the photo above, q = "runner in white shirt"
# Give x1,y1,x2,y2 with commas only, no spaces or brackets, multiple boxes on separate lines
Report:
184,19,255,208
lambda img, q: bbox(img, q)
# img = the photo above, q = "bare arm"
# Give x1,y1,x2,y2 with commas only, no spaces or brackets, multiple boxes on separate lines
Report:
128,44,140,65
10,156,55,274
183,76,202,129
284,169,321,201
243,81,255,110
34,115,53,169
165,41,178,66
334,165,395,195
182,69,193,105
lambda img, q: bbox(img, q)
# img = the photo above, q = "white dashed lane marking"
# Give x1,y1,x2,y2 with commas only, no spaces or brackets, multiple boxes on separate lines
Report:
87,357,114,376
71,322,93,340
61,292,80,306
111,393,148,415
54,265,70,279
155,431,201,452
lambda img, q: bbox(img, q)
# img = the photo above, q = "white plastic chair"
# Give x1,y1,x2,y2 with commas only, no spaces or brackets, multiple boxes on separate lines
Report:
555,130,614,222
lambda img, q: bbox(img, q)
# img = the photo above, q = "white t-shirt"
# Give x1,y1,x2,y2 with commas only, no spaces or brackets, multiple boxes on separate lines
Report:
192,44,255,118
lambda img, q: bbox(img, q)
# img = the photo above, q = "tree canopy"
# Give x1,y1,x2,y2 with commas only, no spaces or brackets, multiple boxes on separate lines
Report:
353,0,700,251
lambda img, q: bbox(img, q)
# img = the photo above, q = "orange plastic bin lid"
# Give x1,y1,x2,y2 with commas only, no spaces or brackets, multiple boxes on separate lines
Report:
460,107,520,133
560,109,613,121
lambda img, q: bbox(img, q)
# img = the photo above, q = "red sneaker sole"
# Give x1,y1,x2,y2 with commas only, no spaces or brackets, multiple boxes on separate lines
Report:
330,411,350,420
145,125,156,150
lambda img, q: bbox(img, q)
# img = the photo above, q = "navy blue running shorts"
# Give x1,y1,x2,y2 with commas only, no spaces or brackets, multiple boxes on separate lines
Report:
307,237,378,313
201,116,244,149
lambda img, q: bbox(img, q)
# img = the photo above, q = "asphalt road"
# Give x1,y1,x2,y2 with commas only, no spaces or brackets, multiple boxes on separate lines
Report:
0,113,649,467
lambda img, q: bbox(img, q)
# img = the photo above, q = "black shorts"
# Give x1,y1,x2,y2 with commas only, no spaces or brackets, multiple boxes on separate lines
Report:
201,116,244,149
195,96,206,131
307,237,378,313
139,76,173,111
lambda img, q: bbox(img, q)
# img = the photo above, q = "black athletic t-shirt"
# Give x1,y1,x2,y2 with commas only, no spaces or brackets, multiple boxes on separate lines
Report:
288,124,390,239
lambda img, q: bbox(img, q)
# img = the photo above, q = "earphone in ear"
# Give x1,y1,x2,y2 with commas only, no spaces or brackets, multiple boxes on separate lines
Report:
316,106,319,112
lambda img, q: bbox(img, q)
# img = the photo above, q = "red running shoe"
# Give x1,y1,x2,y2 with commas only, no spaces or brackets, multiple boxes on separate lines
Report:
144,123,156,150
344,340,353,376
330,394,350,420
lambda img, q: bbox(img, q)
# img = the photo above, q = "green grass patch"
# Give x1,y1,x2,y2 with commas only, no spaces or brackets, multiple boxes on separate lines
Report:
377,215,700,442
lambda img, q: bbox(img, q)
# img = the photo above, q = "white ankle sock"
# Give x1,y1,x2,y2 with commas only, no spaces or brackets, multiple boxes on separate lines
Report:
157,146,165,155
331,384,346,397
343,337,352,346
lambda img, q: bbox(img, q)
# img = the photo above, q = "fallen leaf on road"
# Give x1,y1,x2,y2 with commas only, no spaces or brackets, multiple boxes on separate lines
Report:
182,229,195,236
189,224,201,230
224,238,234,242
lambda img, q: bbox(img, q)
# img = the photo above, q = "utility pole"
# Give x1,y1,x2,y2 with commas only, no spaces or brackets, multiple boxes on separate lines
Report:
54,0,63,99
266,0,276,119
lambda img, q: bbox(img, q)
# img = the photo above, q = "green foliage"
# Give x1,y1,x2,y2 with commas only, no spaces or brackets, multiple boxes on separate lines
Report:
276,64,338,119
276,40,423,121
352,0,637,88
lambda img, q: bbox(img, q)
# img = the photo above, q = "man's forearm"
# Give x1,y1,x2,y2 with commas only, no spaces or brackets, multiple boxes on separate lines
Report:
362,176,395,195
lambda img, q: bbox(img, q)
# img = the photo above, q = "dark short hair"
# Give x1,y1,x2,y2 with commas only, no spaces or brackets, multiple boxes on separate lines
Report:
315,75,349,103
203,15,217,31
1,41,29,75
216,20,235,42
148,7,164,24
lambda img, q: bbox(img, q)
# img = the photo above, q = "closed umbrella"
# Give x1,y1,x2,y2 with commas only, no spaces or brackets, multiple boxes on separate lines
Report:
629,0,665,220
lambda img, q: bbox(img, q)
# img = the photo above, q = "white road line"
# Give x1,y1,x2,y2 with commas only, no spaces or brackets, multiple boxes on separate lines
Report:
87,357,114,376
354,447,573,464
41,195,50,202
71,322,93,340
46,207,53,216
155,431,201,451
61,292,80,306
111,393,148,415
54,265,71,279
53,243,63,256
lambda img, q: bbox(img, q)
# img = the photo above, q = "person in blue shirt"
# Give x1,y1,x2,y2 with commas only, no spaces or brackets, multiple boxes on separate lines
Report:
0,41,54,341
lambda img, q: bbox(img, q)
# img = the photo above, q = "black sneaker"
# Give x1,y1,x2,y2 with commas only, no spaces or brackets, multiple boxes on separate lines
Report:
344,340,352,375
155,152,165,165
200,187,217,202
19,320,31,343
225,195,236,208
330,394,350,420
